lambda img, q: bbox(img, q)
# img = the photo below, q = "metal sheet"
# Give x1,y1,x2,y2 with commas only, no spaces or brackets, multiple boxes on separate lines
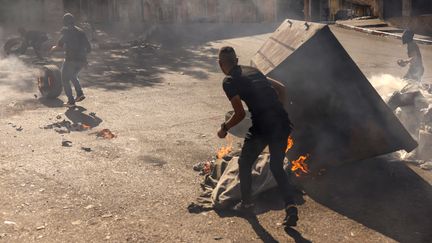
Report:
251,19,417,169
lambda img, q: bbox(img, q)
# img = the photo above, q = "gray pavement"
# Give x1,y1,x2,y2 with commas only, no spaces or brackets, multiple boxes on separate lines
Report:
0,24,431,242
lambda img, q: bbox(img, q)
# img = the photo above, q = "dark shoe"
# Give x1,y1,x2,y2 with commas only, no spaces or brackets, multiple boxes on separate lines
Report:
283,206,299,227
75,94,86,102
232,201,255,215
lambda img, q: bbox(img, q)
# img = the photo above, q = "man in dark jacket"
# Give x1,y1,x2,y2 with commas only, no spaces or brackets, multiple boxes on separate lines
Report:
18,28,48,59
217,46,299,226
398,30,424,82
51,13,91,107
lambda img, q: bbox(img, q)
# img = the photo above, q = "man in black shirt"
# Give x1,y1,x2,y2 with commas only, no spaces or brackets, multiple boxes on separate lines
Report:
51,13,91,107
217,46,298,226
398,30,424,82
18,28,48,59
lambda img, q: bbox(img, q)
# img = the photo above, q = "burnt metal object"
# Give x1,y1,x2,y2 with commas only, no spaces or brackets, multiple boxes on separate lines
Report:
251,19,417,170
3,37,27,55
37,65,62,99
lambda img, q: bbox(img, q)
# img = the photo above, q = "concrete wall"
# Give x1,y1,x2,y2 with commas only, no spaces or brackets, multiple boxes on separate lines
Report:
0,0,64,28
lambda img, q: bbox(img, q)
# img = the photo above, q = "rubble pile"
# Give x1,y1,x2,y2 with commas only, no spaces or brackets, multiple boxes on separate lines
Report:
387,82,432,169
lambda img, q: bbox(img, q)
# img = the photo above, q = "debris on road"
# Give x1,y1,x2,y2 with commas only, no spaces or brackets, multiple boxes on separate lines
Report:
81,147,92,152
54,127,70,134
43,120,72,130
94,129,116,139
193,160,214,175
101,213,113,218
36,225,45,230
85,205,95,210
420,161,432,170
71,220,82,225
62,139,72,147
4,221,16,225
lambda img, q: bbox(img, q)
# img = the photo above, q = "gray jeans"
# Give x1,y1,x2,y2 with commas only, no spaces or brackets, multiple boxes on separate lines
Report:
62,61,84,102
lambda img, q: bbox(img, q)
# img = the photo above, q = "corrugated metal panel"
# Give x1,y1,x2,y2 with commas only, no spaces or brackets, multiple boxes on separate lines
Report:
251,19,417,169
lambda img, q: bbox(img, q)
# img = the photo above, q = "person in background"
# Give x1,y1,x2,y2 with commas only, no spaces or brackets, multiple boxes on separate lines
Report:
398,29,424,82
51,13,91,107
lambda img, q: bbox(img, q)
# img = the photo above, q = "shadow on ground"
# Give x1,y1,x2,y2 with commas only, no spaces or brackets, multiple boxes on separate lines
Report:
216,208,311,243
303,158,432,243
39,97,63,108
212,188,308,243
1,23,277,94
80,23,277,91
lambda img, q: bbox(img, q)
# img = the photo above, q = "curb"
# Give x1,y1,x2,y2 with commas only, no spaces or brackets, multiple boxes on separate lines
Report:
335,23,432,45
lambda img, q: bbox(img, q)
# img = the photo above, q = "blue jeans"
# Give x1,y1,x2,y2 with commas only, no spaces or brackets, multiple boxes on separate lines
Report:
62,61,84,103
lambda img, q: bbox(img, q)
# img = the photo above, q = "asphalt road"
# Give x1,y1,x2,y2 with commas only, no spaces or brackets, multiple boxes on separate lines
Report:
0,24,431,242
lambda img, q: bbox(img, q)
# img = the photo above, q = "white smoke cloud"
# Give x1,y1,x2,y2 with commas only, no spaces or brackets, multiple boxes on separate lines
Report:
369,73,407,100
0,26,38,102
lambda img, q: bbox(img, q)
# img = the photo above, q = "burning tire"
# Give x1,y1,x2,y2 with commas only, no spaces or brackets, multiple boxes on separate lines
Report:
3,37,27,55
37,65,62,99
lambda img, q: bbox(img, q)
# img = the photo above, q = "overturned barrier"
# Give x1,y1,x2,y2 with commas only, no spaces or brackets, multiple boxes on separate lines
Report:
251,19,417,170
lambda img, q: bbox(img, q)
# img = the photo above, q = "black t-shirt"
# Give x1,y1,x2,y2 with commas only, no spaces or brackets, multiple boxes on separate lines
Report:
222,65,290,133
58,26,91,62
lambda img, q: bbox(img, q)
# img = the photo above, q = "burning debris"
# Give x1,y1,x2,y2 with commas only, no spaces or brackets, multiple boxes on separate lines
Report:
286,137,310,177
189,134,309,212
94,129,116,139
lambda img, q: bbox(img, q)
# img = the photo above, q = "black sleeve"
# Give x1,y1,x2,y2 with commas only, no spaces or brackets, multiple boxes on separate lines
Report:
82,32,91,53
57,34,65,48
222,77,239,101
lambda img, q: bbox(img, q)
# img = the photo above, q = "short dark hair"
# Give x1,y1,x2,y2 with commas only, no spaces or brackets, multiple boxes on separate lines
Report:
219,46,237,63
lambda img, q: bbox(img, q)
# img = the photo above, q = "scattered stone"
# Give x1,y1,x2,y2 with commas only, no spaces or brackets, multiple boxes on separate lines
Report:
0,233,6,238
214,236,223,240
71,220,82,225
81,147,92,152
105,235,111,240
101,213,113,218
39,188,45,193
420,161,432,170
94,129,116,139
55,127,70,134
56,114,62,119
34,94,38,99
36,225,45,230
86,218,98,226
89,112,96,117
85,204,95,210
15,126,23,131
4,221,16,225
62,139,72,147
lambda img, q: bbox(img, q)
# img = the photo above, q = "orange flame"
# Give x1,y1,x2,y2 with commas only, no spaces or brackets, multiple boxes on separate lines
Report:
286,136,294,152
217,136,233,159
291,154,310,177
286,136,310,177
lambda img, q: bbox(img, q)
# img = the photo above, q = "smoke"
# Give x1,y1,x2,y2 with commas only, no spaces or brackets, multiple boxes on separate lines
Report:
369,73,407,100
0,28,38,102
